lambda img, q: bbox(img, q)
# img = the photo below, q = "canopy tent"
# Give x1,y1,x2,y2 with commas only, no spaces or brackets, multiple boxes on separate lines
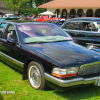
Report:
39,11,55,15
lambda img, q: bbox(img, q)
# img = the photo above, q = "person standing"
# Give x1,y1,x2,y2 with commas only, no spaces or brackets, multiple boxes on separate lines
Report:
31,14,35,21
20,14,25,20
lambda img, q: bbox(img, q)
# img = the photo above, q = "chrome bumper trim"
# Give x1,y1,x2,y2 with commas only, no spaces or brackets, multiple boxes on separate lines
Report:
45,73,100,87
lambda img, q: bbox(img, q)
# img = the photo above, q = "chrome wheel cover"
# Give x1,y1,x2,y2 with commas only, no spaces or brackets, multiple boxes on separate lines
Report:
29,65,41,88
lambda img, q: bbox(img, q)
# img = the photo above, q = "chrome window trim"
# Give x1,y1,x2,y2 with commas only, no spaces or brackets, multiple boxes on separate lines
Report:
63,29,79,32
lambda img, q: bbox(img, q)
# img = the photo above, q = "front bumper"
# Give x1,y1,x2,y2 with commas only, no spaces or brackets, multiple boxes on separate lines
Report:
45,73,100,87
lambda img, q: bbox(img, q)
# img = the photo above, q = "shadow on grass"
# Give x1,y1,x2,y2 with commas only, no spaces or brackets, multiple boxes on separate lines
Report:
55,85,100,100
0,94,3,100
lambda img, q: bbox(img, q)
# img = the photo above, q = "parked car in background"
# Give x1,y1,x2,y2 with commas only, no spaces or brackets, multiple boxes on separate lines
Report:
0,17,20,21
1,21,100,90
0,17,20,28
34,17,61,22
61,17,100,52
3,14,14,18
1,14,20,21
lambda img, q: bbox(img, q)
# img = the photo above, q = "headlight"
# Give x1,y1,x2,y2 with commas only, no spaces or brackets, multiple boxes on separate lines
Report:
52,67,79,78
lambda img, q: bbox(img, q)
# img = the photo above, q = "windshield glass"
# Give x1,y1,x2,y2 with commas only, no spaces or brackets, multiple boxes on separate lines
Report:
54,20,61,25
17,24,72,43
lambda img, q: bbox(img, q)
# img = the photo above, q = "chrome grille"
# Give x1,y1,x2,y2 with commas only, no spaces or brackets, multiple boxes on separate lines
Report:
78,61,100,75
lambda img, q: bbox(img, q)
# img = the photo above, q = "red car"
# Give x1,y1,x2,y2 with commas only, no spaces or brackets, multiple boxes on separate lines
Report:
34,18,61,22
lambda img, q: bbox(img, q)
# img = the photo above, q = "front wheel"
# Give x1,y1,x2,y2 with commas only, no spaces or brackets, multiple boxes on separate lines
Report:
28,61,46,90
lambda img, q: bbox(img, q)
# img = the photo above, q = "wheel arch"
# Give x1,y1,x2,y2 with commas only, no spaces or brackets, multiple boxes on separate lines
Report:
23,58,44,80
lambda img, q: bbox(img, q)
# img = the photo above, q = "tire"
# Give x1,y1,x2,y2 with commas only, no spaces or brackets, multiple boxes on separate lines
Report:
28,61,46,90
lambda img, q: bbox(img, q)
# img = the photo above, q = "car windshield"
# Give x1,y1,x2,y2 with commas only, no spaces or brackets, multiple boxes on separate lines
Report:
17,24,72,43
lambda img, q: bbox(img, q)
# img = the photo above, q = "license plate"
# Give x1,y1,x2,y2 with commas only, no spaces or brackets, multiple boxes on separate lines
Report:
97,78,100,86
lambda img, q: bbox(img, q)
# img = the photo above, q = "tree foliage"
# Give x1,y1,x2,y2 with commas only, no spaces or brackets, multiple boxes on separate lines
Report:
2,0,52,16
2,0,30,14
34,0,52,6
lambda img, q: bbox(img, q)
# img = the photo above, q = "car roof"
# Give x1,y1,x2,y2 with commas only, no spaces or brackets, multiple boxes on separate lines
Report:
68,17,100,21
6,14,14,15
0,20,53,25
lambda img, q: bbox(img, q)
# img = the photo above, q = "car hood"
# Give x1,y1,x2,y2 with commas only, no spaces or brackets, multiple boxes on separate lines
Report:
26,41,100,68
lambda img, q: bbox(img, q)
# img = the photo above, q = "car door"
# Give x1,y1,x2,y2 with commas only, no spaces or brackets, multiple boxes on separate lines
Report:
0,23,23,71
61,21,80,37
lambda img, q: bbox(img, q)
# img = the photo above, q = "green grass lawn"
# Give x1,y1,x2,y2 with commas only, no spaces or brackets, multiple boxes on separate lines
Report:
0,60,100,100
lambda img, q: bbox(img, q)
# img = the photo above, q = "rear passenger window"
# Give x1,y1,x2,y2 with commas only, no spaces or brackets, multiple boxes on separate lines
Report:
0,23,6,38
65,22,73,29
0,23,6,28
72,22,80,30
62,21,79,30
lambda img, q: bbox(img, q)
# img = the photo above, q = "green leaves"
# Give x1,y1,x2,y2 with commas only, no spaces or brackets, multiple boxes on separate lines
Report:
34,0,52,6
2,0,29,14
1,0,52,15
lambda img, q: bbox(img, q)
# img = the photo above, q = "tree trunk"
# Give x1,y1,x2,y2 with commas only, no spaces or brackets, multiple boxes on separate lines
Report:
14,9,15,15
30,0,32,16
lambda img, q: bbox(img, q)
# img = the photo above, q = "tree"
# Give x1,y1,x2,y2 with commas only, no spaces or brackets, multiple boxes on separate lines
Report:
34,0,52,6
2,0,30,15
2,0,52,16
33,0,52,15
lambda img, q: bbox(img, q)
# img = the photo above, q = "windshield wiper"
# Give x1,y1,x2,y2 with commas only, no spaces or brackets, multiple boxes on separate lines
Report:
26,41,50,44
52,40,70,43
25,39,72,44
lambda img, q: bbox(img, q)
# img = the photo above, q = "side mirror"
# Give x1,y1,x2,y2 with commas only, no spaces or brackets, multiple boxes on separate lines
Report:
7,38,15,45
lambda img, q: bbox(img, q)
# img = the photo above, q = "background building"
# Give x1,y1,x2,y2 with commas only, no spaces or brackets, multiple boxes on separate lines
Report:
38,0,100,20
0,0,18,17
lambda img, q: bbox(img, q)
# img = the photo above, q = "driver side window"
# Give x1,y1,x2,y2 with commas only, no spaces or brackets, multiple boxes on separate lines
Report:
81,22,98,31
4,24,18,44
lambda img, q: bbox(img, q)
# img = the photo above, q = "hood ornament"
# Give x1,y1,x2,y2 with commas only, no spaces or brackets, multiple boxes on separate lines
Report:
94,54,98,58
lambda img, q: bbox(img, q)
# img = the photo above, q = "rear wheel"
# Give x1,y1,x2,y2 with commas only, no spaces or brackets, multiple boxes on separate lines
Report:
28,61,46,90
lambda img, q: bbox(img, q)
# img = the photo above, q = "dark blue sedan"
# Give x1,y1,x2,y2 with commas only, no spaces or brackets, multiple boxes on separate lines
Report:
0,21,100,90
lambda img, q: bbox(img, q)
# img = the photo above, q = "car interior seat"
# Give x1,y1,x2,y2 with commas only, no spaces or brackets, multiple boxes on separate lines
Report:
7,30,17,43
